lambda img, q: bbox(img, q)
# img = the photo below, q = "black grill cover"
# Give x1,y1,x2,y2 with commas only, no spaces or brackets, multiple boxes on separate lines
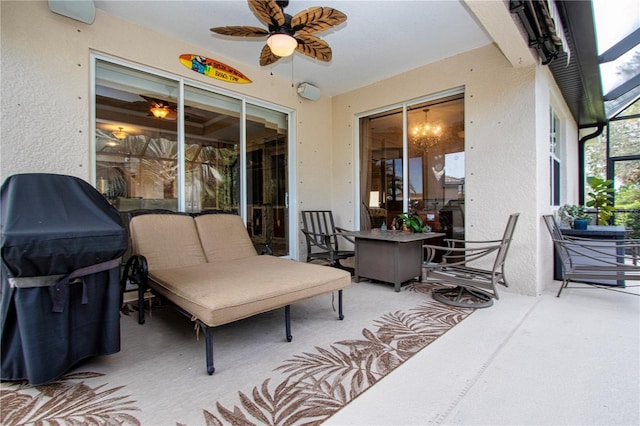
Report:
1,173,127,385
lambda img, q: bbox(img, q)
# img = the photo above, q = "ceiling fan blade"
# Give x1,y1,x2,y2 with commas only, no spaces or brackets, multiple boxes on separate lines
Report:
259,44,282,66
210,26,269,37
295,34,332,62
292,7,347,35
249,0,285,28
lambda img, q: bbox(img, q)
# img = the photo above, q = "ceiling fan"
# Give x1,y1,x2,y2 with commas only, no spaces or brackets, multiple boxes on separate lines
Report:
210,0,347,66
142,95,177,121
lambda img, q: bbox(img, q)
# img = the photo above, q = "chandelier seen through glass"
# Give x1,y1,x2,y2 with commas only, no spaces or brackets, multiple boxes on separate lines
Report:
410,108,443,151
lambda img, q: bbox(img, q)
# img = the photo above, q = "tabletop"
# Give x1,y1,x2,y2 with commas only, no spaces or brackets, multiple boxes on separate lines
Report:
342,229,445,243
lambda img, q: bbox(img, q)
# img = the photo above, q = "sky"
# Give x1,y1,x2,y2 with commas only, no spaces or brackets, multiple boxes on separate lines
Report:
592,0,640,95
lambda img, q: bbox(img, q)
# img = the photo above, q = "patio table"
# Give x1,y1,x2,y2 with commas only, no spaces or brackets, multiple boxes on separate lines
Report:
343,229,444,291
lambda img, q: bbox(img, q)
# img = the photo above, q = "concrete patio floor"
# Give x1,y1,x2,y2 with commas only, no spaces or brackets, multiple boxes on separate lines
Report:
327,280,640,425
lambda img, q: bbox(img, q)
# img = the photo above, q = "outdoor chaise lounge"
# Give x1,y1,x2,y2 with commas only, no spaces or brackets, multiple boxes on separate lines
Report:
123,211,351,375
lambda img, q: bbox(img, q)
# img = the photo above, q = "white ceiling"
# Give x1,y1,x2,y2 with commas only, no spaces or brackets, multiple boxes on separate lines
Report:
94,0,495,97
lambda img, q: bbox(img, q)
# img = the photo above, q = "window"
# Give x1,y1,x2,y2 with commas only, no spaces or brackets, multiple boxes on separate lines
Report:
93,57,292,256
359,91,465,238
549,108,561,206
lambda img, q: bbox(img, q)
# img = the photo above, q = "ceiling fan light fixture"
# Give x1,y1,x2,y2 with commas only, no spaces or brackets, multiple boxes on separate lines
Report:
150,106,170,119
210,0,346,66
267,33,298,57
112,127,128,140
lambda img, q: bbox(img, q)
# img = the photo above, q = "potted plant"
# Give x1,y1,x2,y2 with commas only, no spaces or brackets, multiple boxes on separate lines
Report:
586,176,615,225
393,212,424,233
558,204,591,229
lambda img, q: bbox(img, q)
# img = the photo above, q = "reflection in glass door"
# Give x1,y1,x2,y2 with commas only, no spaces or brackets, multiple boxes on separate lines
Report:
359,108,403,229
407,97,465,237
246,104,289,256
359,93,465,239
95,61,180,212
94,58,292,258
183,86,241,213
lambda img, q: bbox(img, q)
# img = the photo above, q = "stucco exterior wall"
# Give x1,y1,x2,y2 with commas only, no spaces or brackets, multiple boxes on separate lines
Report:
332,44,576,296
534,66,580,294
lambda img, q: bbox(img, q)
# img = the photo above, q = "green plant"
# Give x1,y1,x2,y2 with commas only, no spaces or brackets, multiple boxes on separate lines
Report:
586,176,615,225
619,209,640,239
394,212,424,232
614,185,640,238
558,204,590,227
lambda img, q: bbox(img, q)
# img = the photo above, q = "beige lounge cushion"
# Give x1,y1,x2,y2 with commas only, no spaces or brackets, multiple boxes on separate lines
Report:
129,214,206,271
147,255,351,327
195,214,257,262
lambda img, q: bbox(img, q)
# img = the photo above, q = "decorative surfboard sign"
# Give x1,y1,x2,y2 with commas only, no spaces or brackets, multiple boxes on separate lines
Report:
179,54,252,84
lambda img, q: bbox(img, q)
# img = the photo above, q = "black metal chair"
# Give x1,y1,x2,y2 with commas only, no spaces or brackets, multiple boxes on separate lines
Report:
422,213,520,308
542,215,639,297
300,210,355,274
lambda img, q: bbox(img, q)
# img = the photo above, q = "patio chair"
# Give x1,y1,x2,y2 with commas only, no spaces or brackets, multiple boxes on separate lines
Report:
301,210,355,274
422,213,520,308
542,215,640,297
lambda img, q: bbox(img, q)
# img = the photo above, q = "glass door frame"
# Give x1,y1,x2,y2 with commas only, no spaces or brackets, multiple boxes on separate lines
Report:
90,52,298,258
354,87,464,229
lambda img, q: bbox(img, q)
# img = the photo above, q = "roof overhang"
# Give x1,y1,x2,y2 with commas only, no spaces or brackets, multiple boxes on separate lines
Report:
510,0,606,127
551,0,606,127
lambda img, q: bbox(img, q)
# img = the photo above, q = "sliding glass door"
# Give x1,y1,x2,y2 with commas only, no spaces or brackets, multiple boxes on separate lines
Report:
359,92,465,239
94,57,290,257
245,104,289,255
95,61,180,211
